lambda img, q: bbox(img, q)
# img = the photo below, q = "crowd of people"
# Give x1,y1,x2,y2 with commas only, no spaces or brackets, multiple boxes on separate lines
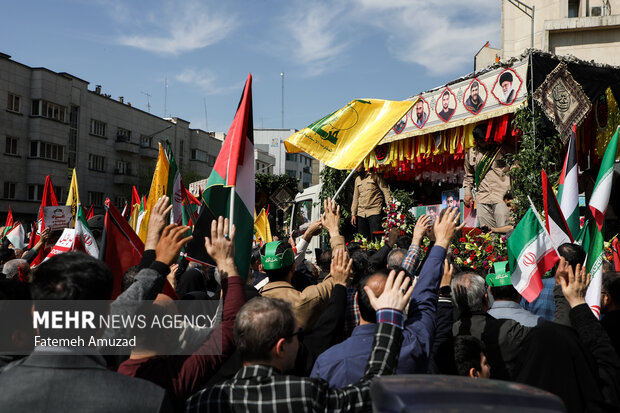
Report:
0,193,619,413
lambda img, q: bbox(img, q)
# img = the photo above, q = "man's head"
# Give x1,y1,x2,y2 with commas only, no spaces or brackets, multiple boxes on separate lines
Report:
317,249,332,276
2,259,31,282
386,248,407,268
251,247,262,271
260,241,295,282
121,265,140,293
602,272,620,313
503,191,514,210
31,252,113,300
0,246,16,265
350,249,370,286
553,243,586,277
470,81,480,102
454,335,491,379
451,271,488,313
446,195,455,209
442,91,450,110
499,72,513,94
416,100,425,119
357,270,389,323
234,297,299,372
472,124,488,148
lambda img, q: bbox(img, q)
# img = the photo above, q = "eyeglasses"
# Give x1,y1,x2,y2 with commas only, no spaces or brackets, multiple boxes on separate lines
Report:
285,328,304,341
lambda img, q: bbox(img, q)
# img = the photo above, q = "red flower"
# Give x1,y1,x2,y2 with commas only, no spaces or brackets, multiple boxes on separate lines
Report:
452,248,460,255
459,238,466,243
469,254,476,260
486,245,494,253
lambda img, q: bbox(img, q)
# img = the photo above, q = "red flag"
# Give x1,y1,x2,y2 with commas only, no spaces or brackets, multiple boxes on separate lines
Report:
102,199,145,299
86,205,94,220
131,186,140,215
184,185,201,206
30,175,59,266
5,206,14,228
613,238,620,272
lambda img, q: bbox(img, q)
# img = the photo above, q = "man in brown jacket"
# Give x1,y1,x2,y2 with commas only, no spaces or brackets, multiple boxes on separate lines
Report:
351,166,391,240
260,199,350,330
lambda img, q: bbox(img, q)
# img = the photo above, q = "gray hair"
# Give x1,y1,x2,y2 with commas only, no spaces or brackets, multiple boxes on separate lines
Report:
451,272,487,313
234,297,296,363
387,248,407,268
2,259,30,280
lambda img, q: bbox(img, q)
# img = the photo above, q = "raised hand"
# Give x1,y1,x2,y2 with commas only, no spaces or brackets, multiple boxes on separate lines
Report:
155,224,192,266
433,207,465,249
557,259,590,308
412,215,432,246
364,270,413,313
330,248,353,286
145,196,173,250
205,216,238,278
321,198,341,237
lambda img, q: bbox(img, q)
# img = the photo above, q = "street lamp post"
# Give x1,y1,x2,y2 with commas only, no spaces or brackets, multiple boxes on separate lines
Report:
280,72,285,129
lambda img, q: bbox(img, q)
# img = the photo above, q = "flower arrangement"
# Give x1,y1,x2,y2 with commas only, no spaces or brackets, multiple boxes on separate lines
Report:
451,229,508,273
604,235,618,264
352,234,385,251
382,200,410,238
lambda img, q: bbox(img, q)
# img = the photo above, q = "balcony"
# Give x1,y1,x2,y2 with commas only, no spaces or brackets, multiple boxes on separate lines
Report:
113,170,138,185
139,144,158,158
114,137,139,154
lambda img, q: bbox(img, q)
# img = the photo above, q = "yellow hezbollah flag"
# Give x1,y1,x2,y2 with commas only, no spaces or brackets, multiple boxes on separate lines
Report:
66,168,80,227
138,143,170,241
254,208,272,243
284,99,414,170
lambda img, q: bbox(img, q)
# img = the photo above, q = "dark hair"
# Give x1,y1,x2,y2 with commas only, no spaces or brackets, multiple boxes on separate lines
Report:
357,269,389,322
490,285,520,301
251,247,262,266
454,335,486,377
121,265,140,292
386,249,407,268
396,235,412,249
259,241,294,282
317,249,332,274
552,243,586,277
0,247,16,264
503,190,514,201
603,272,620,304
350,250,369,285
471,80,479,89
443,91,450,98
30,252,113,300
472,124,487,142
234,297,296,363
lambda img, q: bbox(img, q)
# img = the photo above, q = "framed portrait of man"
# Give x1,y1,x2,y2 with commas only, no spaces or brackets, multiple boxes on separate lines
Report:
463,78,487,115
492,68,522,105
435,88,456,122
411,97,430,129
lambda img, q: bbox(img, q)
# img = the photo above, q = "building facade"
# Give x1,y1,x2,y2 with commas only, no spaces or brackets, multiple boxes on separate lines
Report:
253,128,316,189
255,148,275,175
501,0,620,65
0,52,221,220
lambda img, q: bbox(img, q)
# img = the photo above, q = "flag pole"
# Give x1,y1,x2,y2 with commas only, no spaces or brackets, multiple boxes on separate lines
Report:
229,186,235,236
528,195,560,255
332,159,363,201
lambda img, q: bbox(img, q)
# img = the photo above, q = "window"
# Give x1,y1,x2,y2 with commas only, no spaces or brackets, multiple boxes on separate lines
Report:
3,182,16,199
7,93,20,113
116,160,128,174
208,155,216,166
116,127,131,142
286,153,296,161
88,191,104,206
90,119,106,137
30,141,65,161
5,136,18,155
114,196,127,207
286,169,296,178
88,154,105,171
28,184,44,201
140,134,152,148
191,148,208,162
54,187,63,202
179,140,185,154
31,99,67,122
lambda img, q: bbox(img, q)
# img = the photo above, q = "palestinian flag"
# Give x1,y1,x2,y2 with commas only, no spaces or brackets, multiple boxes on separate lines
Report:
202,74,254,280
86,205,94,220
29,175,59,266
508,208,560,302
73,204,99,258
589,126,619,231
3,206,14,236
577,220,605,318
164,139,183,225
557,127,580,238
542,169,573,246
6,222,25,249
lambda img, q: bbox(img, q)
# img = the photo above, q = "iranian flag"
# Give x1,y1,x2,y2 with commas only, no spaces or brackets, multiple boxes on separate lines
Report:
589,126,619,231
542,169,573,246
507,208,560,302
557,127,580,238
164,139,183,225
576,220,605,318
202,74,254,280
73,204,99,258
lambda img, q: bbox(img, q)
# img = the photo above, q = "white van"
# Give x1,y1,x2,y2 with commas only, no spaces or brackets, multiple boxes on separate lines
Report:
288,184,324,264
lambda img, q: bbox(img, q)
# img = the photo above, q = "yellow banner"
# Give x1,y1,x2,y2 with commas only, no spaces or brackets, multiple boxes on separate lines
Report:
254,208,272,243
66,168,80,227
138,143,170,241
284,99,414,170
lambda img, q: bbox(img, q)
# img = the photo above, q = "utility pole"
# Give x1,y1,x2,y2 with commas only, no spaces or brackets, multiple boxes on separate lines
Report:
203,98,208,131
164,77,168,117
141,91,152,113
280,72,285,129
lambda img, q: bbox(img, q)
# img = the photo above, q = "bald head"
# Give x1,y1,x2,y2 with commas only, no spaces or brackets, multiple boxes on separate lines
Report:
357,271,389,323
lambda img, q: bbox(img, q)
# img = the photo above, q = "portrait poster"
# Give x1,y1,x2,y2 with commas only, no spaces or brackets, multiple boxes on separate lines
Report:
441,190,460,211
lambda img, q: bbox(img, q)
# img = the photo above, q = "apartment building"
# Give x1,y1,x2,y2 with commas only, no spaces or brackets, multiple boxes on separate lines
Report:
0,52,222,220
